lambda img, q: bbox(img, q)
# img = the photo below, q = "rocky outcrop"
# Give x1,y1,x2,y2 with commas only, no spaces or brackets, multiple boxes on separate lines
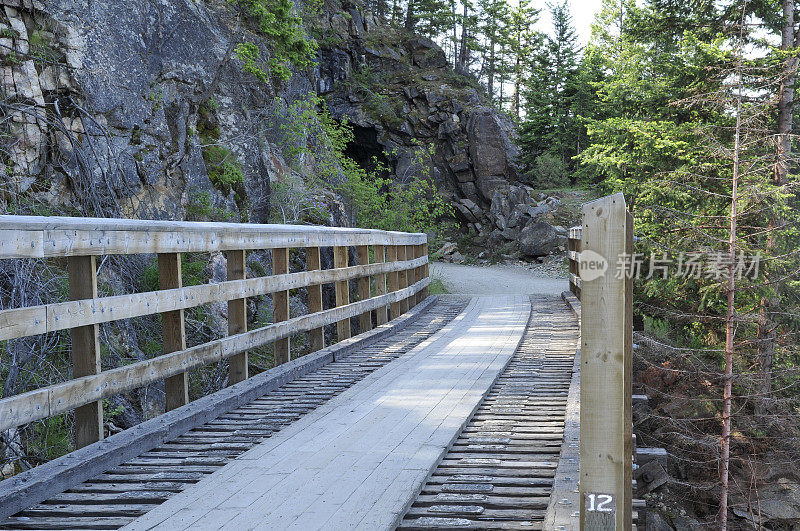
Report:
0,0,560,260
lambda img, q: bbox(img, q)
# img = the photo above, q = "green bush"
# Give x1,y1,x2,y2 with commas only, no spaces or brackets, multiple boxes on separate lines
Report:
531,153,570,189
202,145,243,192
229,0,318,82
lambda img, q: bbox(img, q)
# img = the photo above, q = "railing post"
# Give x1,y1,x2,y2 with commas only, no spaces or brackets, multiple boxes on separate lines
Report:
387,245,400,320
227,250,248,384
306,246,324,351
374,244,388,325
333,245,351,340
356,245,373,333
272,247,290,365
420,242,429,301
579,192,633,530
398,245,409,315
68,255,103,449
159,253,188,412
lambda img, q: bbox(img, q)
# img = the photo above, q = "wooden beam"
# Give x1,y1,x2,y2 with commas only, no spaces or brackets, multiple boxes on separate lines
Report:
579,193,632,530
227,250,248,384
306,247,324,352
68,255,103,449
398,245,409,315
0,278,431,432
0,256,428,342
373,245,388,326
387,245,400,320
356,245,372,333
272,248,290,365
0,217,428,260
333,246,351,340
159,253,188,412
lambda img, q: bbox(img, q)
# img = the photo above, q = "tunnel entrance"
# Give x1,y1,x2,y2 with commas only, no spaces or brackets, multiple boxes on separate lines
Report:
344,125,392,180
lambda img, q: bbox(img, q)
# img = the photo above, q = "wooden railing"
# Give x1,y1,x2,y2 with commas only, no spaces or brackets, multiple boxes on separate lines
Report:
0,216,430,449
567,193,634,529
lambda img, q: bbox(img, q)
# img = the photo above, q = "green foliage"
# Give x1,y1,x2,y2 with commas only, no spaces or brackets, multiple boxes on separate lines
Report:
530,153,569,189
234,42,270,84
346,67,404,128
202,145,243,192
274,95,453,241
141,254,211,292
229,0,318,82
185,192,237,222
27,415,72,461
428,278,450,295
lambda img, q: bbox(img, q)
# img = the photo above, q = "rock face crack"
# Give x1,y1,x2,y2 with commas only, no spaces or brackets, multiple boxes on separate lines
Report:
398,295,578,530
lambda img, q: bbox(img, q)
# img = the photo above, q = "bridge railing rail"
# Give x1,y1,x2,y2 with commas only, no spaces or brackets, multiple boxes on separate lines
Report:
567,226,582,299
0,216,429,449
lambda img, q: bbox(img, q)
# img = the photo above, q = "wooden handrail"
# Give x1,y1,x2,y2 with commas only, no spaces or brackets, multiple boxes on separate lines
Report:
567,226,582,299
0,216,425,259
0,216,429,448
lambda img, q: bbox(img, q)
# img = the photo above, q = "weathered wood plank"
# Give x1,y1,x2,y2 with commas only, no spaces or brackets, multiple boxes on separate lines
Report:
334,246,351,340
272,247,290,365
0,280,431,432
0,257,427,342
579,193,632,530
159,253,188,412
356,245,372,333
373,244,388,326
68,255,103,449
388,245,400,320
0,295,438,520
306,246,324,352
227,249,248,384
0,216,426,259
399,245,410,315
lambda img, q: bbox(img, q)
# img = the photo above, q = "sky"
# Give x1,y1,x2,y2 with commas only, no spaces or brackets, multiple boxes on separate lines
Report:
534,0,603,47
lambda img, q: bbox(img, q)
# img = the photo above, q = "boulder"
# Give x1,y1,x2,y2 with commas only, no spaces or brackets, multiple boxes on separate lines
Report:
467,107,519,198
406,36,449,69
519,221,559,257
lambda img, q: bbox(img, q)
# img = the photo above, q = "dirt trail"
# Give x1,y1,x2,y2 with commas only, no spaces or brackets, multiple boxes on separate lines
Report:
431,262,567,296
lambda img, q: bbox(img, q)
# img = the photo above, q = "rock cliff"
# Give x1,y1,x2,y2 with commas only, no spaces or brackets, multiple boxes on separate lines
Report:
0,0,557,255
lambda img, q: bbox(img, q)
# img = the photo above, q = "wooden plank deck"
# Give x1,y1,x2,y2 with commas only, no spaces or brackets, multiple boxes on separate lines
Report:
123,296,531,530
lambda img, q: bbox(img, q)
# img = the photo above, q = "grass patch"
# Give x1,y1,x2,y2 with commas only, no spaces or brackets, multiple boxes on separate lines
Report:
428,278,450,295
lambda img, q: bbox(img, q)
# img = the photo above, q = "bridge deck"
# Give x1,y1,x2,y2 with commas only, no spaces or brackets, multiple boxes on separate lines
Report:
2,295,582,531
124,296,530,530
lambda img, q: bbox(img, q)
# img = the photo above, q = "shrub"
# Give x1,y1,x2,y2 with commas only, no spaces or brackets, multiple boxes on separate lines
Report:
531,153,570,189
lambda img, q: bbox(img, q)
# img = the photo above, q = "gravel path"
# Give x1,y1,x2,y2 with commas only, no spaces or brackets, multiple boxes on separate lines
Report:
431,262,568,296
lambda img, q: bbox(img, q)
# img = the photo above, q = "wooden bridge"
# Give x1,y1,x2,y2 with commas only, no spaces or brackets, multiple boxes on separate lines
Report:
0,194,656,530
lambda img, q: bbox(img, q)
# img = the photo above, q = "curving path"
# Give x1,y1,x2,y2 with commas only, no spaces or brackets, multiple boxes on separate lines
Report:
431,263,567,297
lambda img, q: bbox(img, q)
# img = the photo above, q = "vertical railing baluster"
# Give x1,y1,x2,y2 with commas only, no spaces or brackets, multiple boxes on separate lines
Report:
227,249,248,384
159,253,188,412
374,244,388,325
356,245,372,333
398,245,409,315
387,245,400,320
68,255,103,448
306,246,324,352
272,247,290,365
334,246,351,340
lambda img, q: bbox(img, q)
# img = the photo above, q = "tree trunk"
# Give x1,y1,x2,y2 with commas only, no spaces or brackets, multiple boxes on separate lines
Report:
404,0,416,31
457,3,469,73
758,0,796,412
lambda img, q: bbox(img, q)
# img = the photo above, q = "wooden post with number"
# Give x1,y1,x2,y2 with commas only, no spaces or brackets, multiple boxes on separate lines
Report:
68,256,103,448
373,244,388,325
306,246,325,351
227,250,248,384
272,248,290,365
356,245,373,333
579,192,633,530
333,246,351,340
